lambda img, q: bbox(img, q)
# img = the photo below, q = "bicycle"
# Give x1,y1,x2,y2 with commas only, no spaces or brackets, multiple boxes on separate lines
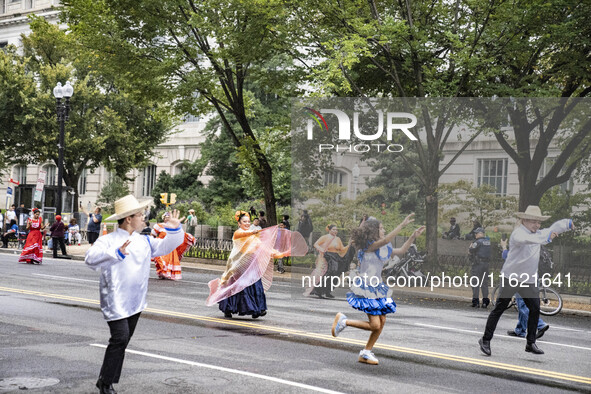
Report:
382,244,427,285
491,280,562,316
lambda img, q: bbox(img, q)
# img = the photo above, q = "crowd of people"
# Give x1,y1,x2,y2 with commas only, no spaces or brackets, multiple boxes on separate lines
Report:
1,197,572,393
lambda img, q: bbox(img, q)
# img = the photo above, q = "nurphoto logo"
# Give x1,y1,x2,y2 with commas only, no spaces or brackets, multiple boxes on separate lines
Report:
304,108,417,152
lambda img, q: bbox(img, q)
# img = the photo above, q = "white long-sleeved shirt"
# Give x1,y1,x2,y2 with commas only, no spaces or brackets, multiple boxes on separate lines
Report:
85,226,184,321
501,219,572,283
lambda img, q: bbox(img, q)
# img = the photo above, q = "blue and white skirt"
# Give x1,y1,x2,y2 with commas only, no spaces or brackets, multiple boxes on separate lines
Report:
346,282,396,315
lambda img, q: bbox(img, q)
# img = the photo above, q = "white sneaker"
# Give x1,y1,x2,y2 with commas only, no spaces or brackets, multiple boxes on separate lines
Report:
358,349,379,365
331,312,347,337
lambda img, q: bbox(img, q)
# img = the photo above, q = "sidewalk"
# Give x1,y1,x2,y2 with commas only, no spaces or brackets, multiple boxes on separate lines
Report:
2,242,590,316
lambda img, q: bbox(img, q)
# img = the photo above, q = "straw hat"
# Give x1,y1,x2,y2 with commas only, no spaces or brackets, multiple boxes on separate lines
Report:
515,205,551,221
106,195,151,221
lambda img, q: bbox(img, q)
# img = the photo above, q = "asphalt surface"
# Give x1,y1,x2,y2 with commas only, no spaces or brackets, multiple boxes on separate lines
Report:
1,254,590,393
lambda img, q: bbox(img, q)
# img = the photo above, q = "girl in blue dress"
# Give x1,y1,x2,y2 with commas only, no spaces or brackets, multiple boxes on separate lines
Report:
331,214,425,365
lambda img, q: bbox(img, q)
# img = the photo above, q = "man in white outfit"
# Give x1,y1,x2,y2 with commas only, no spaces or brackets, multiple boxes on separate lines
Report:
479,206,574,356
86,195,184,394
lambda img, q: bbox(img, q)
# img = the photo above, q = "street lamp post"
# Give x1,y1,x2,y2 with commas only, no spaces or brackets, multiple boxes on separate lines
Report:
53,81,74,216
352,163,360,199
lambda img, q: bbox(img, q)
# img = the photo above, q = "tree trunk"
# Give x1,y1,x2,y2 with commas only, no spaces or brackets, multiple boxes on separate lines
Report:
256,164,277,226
424,191,439,272
517,167,542,211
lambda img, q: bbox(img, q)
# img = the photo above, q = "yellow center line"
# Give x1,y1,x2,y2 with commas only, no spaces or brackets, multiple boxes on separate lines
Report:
2,285,590,385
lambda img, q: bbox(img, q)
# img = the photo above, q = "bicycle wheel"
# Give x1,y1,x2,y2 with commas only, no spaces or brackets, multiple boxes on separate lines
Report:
491,284,515,310
539,287,562,316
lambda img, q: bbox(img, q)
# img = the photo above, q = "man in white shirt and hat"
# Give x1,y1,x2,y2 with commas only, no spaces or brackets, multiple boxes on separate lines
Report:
86,195,185,394
479,206,574,357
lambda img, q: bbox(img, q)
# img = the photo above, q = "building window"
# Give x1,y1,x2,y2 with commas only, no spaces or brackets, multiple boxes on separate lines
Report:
142,165,157,196
13,165,27,184
78,168,87,195
173,162,187,176
44,164,57,186
323,170,345,187
323,169,346,202
477,159,508,195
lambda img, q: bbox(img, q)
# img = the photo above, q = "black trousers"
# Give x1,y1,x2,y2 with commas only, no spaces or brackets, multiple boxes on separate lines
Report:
52,237,67,257
470,260,489,299
99,312,141,385
88,231,99,245
484,283,540,344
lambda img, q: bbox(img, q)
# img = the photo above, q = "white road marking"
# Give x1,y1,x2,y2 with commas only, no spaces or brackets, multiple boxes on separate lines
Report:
32,273,98,283
551,325,591,334
414,323,591,351
90,344,343,393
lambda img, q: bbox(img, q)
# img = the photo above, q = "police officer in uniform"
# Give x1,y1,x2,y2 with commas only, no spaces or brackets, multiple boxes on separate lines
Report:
468,227,491,308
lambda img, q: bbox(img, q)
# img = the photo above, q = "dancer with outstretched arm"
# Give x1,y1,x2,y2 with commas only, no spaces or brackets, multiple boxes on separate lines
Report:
331,214,425,365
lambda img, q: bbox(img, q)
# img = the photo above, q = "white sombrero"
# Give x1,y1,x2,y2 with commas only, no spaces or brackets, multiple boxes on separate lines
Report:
514,205,551,221
106,195,152,221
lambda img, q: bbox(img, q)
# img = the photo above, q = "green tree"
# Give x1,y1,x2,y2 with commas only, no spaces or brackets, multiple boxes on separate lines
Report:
63,0,298,225
293,0,591,268
0,48,38,171
438,181,518,231
197,130,247,210
539,188,591,243
3,17,172,209
97,175,131,211
151,161,206,210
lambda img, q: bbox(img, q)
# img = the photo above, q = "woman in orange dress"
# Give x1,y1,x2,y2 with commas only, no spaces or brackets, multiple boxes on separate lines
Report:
207,211,308,318
151,212,195,280
303,224,354,298
19,208,46,264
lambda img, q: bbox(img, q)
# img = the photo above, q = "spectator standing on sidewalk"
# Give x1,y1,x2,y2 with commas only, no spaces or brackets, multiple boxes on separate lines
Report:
258,211,268,228
5,205,16,227
468,227,491,308
49,215,68,258
15,203,30,229
297,210,313,247
186,209,197,236
479,206,573,357
81,204,103,245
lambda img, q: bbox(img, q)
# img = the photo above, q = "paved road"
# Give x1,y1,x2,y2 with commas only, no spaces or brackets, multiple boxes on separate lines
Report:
1,255,590,393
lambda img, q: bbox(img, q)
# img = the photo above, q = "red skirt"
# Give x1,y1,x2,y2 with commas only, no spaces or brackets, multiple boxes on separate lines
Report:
19,229,44,264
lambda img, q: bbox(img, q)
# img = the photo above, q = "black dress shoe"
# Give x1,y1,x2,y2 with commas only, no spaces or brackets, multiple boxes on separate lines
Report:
536,324,549,339
507,330,519,337
325,293,335,299
259,311,267,317
525,343,544,354
479,338,491,356
224,311,232,318
96,379,117,394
